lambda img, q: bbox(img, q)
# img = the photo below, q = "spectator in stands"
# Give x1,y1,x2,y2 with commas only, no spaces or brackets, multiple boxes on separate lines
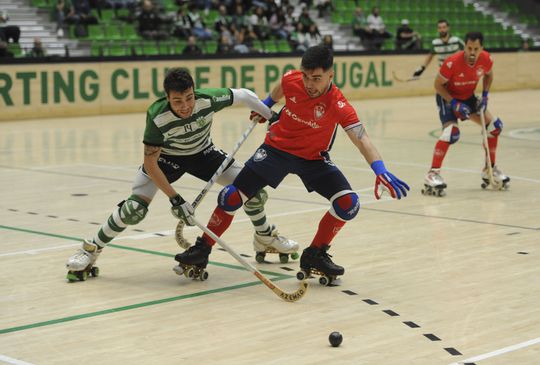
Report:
137,0,167,40
172,7,191,39
216,32,234,54
298,6,315,31
54,0,76,37
28,37,47,57
315,0,333,18
366,6,391,50
395,19,421,50
269,7,288,40
0,40,13,57
233,29,251,54
214,4,231,33
289,22,308,52
305,23,322,47
250,6,270,41
351,7,368,46
321,34,333,50
282,5,296,35
0,10,21,43
187,4,213,40
71,0,98,26
231,4,249,33
182,35,203,55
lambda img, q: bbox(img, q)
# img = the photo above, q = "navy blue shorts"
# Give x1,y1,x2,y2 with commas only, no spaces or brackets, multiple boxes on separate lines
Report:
436,94,479,124
237,144,351,200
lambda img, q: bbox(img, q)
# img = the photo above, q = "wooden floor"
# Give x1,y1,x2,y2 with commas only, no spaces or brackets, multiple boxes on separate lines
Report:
1,90,539,365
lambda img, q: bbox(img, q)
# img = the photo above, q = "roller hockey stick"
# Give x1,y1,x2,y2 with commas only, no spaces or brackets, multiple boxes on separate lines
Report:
479,108,502,190
392,71,418,83
193,217,309,302
175,121,258,248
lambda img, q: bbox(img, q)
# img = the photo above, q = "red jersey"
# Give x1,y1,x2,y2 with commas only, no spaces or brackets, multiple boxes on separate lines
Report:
265,70,361,160
439,50,493,100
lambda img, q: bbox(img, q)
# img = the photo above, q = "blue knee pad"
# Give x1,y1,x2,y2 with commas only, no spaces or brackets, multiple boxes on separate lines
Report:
218,185,243,212
330,192,360,221
487,118,503,137
439,125,460,144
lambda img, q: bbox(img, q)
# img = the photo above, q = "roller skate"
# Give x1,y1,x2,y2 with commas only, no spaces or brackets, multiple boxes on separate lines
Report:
66,240,102,282
481,165,510,190
421,169,447,197
173,236,211,281
296,245,344,286
253,225,300,264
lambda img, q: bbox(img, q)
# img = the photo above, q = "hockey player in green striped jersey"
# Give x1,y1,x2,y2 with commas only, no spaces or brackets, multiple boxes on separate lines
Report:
411,19,464,79
66,68,298,282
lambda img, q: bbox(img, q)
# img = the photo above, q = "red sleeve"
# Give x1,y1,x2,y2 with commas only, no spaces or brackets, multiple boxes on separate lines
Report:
280,70,296,98
439,57,455,80
338,100,360,130
483,51,494,73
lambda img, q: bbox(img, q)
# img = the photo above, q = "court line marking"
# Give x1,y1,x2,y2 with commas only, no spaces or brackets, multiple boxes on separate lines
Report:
448,337,540,364
0,355,35,365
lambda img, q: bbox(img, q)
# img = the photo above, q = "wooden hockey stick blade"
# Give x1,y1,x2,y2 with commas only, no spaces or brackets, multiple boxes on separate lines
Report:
392,71,417,83
193,218,309,302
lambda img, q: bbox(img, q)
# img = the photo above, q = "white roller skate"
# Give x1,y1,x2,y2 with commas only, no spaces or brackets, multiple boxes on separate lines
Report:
421,169,447,197
482,165,510,190
253,225,300,264
66,240,102,282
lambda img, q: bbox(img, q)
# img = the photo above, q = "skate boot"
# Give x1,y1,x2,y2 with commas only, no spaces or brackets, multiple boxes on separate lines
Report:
421,169,447,197
481,165,510,190
253,225,300,264
66,239,102,282
173,236,211,281
296,245,344,286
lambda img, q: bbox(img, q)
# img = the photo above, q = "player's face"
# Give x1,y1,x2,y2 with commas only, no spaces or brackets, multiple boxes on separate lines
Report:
301,67,334,98
437,22,448,37
167,88,195,118
463,39,483,65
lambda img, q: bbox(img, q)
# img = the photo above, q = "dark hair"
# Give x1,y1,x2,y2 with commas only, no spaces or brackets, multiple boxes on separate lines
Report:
465,31,484,45
301,45,333,71
437,19,449,26
163,68,194,95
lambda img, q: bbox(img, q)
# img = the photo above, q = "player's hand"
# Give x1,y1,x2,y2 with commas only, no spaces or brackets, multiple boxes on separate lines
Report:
412,65,425,79
450,98,471,120
250,110,278,124
478,90,488,112
170,194,195,226
371,160,410,200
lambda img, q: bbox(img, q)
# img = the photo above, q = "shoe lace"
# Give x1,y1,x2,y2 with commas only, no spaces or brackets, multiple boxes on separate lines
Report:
319,250,335,264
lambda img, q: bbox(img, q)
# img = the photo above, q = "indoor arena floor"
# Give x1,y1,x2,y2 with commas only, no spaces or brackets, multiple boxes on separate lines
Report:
1,89,539,365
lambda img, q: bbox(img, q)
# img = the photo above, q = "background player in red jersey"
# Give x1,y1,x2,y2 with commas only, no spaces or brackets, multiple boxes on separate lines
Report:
174,45,409,283
422,31,510,197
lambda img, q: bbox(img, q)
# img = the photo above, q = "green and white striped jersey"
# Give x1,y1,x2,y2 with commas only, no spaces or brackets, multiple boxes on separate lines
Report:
431,36,464,66
143,88,233,156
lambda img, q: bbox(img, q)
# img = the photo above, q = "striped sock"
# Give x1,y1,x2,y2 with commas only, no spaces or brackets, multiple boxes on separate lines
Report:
242,204,271,235
93,207,127,248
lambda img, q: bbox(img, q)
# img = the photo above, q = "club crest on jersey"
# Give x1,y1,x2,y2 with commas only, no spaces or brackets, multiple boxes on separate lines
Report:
476,67,485,78
314,103,326,120
253,148,267,162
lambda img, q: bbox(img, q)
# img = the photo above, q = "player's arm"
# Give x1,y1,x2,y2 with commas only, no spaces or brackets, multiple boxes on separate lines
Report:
231,88,272,119
434,73,453,102
346,125,409,200
413,51,434,78
143,144,177,198
482,69,493,93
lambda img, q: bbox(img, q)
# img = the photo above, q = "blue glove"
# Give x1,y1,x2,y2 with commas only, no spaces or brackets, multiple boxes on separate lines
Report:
371,160,410,200
450,98,471,120
478,90,488,112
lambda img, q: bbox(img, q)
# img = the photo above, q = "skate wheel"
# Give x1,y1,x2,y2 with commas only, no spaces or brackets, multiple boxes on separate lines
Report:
255,252,265,263
421,189,426,195
290,252,299,260
279,253,289,264
319,276,330,286
481,183,487,189
173,265,185,276
185,268,195,278
90,266,99,277
437,190,444,197
296,271,307,281
66,272,78,282
199,270,209,281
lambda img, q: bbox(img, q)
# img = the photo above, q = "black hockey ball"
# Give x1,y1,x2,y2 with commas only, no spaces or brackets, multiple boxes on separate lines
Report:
329,331,343,347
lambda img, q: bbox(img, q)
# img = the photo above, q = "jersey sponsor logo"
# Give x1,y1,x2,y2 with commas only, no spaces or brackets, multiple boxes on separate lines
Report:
283,107,321,129
289,96,297,103
314,103,326,120
337,100,346,108
447,61,453,69
208,213,223,227
203,145,216,155
453,80,477,86
253,148,267,162
476,67,485,78
158,157,181,170
212,94,230,103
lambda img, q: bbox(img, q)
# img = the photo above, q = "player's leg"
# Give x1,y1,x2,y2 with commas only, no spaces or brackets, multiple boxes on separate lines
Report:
66,167,155,280
424,95,460,195
469,109,510,186
298,162,358,279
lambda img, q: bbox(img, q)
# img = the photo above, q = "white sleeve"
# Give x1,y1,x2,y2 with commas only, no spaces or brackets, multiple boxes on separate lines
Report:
231,88,272,119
